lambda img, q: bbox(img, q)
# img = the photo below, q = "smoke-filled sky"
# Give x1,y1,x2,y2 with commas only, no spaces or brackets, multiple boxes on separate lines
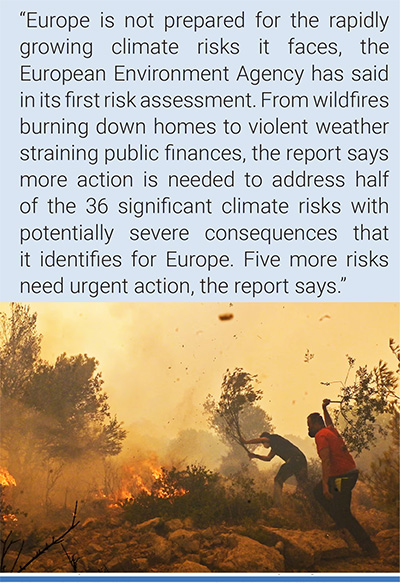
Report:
1,302,398,444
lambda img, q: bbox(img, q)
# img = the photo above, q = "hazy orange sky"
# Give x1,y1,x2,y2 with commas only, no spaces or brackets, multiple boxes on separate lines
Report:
1,302,397,447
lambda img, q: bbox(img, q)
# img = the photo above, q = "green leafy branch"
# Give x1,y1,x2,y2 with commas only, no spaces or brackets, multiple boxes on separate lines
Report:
321,348,399,454
204,368,263,453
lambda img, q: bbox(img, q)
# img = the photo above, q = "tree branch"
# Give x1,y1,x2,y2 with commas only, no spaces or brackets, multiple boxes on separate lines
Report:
17,501,79,572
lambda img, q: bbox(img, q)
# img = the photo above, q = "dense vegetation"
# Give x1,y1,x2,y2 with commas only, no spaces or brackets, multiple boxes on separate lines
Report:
122,465,272,528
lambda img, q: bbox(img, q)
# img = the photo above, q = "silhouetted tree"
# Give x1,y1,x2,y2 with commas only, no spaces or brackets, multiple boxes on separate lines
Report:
323,346,399,454
0,304,126,473
24,353,126,459
365,406,399,521
0,303,41,399
204,368,273,473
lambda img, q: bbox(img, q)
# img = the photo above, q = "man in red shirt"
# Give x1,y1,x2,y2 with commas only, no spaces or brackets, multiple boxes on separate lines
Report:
307,399,378,556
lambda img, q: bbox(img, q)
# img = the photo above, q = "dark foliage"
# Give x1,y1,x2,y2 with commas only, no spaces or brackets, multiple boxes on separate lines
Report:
122,465,271,528
326,352,399,454
0,304,126,464
204,368,272,452
365,406,399,521
0,304,41,399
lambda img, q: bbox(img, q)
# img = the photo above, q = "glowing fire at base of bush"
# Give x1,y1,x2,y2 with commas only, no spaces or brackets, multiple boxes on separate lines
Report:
1,467,18,523
149,468,188,500
2,513,18,523
0,468,17,488
106,459,188,507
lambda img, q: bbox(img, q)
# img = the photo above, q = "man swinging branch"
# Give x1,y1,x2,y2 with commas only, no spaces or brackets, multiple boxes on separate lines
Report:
241,432,308,505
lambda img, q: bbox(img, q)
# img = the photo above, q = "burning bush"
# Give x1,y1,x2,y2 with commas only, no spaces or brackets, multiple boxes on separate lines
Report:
0,468,20,529
122,464,271,528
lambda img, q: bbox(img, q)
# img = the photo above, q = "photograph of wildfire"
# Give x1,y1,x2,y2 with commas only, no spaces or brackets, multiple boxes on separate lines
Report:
0,301,399,573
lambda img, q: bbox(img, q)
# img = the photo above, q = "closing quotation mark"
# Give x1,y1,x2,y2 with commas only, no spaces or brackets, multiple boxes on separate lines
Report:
339,276,347,292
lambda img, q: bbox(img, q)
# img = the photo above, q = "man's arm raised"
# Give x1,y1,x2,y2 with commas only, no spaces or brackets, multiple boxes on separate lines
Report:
322,398,334,427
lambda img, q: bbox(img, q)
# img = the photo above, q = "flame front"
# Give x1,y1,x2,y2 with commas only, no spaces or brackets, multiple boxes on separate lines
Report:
133,475,151,497
107,458,188,504
0,467,17,487
151,468,187,500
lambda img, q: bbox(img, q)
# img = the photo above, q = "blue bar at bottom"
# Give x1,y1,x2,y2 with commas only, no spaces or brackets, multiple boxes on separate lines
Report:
0,576,399,582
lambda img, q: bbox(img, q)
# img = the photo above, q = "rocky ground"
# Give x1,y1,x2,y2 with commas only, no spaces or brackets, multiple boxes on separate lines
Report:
3,504,399,573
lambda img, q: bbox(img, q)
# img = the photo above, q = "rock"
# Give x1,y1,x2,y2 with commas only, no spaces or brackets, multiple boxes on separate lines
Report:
183,553,202,564
78,556,90,571
183,517,194,529
376,528,399,541
219,533,237,548
176,560,211,572
87,560,104,573
109,514,124,527
141,532,173,564
201,527,216,540
165,518,184,532
229,535,284,572
354,508,395,535
259,527,350,569
375,529,400,566
118,526,137,542
87,542,104,553
81,517,96,528
107,556,136,571
205,534,284,572
275,541,284,554
113,542,129,552
135,517,163,532
132,558,150,571
168,529,201,553
107,554,150,572
152,538,173,564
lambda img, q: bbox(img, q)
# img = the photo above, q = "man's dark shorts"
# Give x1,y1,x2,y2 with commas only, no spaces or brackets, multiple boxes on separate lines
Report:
275,453,308,485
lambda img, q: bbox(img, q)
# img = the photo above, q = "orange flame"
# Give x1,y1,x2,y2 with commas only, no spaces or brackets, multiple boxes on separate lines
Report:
2,514,18,523
130,475,151,497
150,468,187,499
0,468,16,487
106,457,188,504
